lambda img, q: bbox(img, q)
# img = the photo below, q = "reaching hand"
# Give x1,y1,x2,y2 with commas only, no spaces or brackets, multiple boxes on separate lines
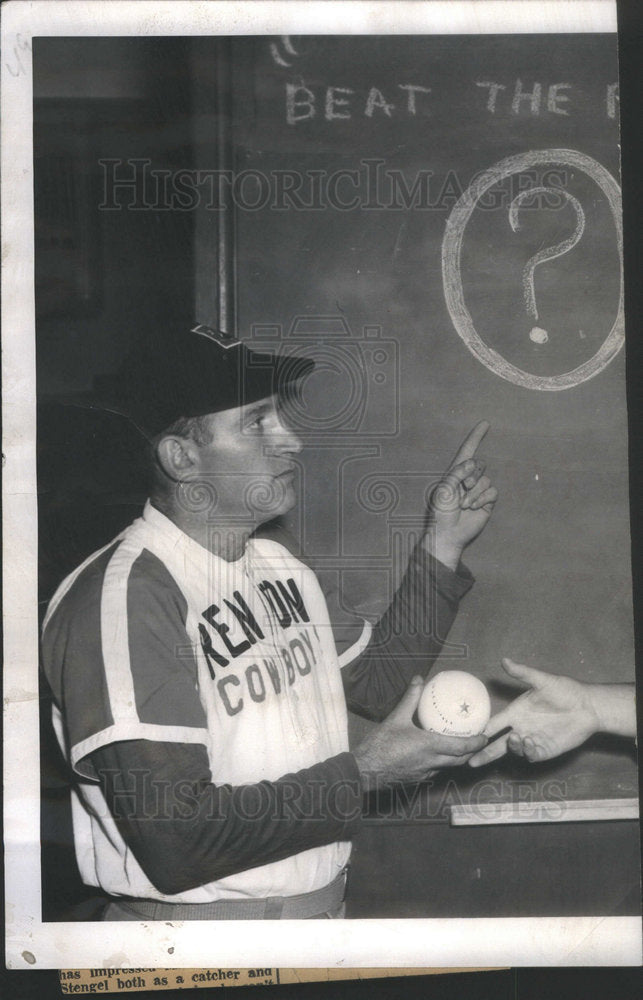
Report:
425,421,498,570
468,658,602,767
353,676,487,791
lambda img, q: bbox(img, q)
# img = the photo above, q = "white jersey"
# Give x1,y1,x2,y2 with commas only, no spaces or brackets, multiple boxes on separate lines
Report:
42,502,352,902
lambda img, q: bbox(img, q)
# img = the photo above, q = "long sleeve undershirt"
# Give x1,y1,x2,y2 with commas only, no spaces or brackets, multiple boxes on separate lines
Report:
91,742,361,896
341,546,474,720
88,548,473,895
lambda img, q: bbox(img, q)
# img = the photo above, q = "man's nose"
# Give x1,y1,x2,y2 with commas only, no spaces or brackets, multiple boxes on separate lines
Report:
273,417,303,454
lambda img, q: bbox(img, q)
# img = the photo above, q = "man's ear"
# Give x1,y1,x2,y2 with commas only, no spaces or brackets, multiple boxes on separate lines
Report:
155,435,199,482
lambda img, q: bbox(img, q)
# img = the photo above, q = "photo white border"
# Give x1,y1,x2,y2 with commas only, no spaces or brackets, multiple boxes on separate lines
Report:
3,0,639,970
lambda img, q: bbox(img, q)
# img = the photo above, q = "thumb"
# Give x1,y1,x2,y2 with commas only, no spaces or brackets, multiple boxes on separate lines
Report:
390,675,424,721
501,657,545,689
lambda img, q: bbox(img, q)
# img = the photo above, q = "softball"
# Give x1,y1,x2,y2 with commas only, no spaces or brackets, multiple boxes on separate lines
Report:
418,670,491,736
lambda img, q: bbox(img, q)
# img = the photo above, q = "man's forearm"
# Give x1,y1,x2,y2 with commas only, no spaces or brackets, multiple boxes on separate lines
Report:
341,544,474,720
422,527,462,572
91,740,362,896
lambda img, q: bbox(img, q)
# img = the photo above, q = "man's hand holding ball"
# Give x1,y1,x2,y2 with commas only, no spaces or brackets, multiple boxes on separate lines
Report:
353,675,488,791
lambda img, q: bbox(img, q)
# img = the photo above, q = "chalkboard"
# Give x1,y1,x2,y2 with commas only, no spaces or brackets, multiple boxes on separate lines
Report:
218,34,633,790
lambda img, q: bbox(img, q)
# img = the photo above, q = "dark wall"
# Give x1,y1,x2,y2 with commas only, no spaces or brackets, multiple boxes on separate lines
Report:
34,37,195,396
34,38,196,598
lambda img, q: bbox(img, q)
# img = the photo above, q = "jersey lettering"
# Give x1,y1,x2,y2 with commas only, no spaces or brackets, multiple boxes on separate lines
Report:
203,603,253,659
258,581,292,628
246,664,266,703
217,674,243,716
290,637,312,676
263,657,282,695
198,622,229,677
281,646,296,685
213,627,319,717
224,590,265,642
258,577,310,629
277,579,311,624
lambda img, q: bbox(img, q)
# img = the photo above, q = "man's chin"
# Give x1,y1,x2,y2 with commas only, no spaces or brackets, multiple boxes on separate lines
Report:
272,486,297,519
249,481,297,523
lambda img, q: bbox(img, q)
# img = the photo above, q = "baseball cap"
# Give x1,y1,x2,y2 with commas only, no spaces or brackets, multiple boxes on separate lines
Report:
92,324,315,438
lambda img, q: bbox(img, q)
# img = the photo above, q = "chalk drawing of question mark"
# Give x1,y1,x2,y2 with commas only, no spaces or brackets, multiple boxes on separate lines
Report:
442,149,623,391
508,186,585,345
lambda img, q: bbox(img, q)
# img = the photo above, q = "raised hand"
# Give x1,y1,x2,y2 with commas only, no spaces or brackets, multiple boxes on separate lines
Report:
353,676,487,791
425,420,498,569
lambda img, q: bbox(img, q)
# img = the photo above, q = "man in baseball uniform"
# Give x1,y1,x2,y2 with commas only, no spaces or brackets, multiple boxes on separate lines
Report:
42,325,497,920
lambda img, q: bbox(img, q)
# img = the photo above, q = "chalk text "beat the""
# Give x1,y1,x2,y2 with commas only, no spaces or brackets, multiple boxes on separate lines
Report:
286,80,620,124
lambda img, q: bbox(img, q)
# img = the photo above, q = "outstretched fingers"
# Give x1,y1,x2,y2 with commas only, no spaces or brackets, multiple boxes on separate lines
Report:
521,735,549,762
501,657,548,689
507,732,549,762
506,731,525,756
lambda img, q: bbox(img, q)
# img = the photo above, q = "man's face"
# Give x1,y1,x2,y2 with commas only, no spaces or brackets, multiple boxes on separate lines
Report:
186,394,303,524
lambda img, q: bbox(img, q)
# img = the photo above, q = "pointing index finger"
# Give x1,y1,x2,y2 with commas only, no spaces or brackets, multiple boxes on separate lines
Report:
451,420,490,466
